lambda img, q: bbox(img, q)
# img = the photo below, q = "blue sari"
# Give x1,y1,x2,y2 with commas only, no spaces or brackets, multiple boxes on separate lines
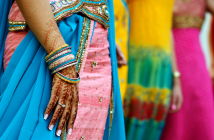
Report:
0,0,125,140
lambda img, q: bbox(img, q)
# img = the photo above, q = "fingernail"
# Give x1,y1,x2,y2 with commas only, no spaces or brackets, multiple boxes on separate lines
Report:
56,130,61,136
49,125,54,131
44,114,48,120
68,128,72,135
171,104,177,110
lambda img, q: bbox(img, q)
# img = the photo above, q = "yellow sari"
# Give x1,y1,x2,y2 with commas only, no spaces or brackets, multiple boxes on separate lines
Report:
124,0,174,139
113,0,130,102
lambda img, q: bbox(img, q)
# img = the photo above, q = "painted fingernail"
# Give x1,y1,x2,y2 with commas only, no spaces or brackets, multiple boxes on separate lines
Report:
68,128,72,135
49,125,54,131
56,130,61,137
171,104,177,110
44,114,48,120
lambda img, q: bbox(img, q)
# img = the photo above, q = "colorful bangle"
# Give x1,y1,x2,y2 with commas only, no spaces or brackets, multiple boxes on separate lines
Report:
56,72,80,84
48,53,74,66
46,49,72,63
45,44,69,61
51,61,77,74
45,44,79,83
50,58,77,71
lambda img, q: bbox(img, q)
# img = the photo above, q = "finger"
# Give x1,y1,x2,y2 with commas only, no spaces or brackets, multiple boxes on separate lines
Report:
44,76,62,120
56,92,73,136
48,104,64,131
55,84,71,136
67,84,79,135
169,94,179,113
176,95,183,111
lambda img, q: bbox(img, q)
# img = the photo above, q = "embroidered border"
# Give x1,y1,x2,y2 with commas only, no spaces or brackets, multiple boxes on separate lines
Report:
52,0,109,28
109,86,114,139
76,17,91,73
60,17,91,139
8,20,27,31
173,16,204,29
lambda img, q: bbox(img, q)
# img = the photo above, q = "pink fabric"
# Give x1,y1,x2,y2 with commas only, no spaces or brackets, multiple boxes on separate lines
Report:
173,0,205,18
67,21,111,140
8,2,25,22
3,30,30,70
161,28,214,140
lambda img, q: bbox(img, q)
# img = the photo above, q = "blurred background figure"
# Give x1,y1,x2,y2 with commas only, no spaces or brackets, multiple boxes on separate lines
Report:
161,0,214,140
113,0,130,101
209,17,214,86
123,0,180,140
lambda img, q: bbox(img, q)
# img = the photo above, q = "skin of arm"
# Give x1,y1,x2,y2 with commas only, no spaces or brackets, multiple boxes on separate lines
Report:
169,33,183,113
208,16,214,81
207,0,214,15
16,0,78,136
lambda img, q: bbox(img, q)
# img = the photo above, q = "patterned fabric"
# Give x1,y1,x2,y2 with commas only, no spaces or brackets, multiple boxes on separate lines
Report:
161,0,214,139
173,0,206,29
123,0,173,140
113,0,130,101
8,0,110,31
0,0,126,139
161,28,214,140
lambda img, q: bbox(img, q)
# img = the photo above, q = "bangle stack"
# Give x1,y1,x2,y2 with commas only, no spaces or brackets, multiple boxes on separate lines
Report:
45,44,80,84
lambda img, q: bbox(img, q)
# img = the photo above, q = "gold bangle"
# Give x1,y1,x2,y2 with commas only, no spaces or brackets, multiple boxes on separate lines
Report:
45,44,69,61
173,71,181,78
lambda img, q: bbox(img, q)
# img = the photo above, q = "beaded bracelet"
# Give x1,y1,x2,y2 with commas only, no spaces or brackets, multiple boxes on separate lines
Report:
56,72,80,84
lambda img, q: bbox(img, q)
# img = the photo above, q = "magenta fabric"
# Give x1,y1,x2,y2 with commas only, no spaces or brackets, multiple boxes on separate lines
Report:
161,28,214,140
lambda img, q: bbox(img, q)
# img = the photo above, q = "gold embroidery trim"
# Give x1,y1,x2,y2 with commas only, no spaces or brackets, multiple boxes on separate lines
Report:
9,20,27,25
76,17,91,73
53,0,109,28
9,26,26,31
8,20,27,31
109,86,114,139
61,125,66,140
173,16,204,29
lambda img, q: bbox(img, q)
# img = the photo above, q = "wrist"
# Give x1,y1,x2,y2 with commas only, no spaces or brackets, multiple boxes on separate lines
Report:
173,71,181,85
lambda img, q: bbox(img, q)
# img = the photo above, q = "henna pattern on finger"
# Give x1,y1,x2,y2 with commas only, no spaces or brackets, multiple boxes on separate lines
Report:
68,84,79,128
50,106,64,125
46,76,63,115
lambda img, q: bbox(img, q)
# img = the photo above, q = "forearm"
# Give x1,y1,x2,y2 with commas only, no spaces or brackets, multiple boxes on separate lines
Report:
16,0,65,53
207,0,214,15
171,33,180,83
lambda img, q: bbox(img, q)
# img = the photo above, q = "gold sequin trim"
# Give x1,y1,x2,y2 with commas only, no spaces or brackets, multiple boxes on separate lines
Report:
9,26,26,31
173,16,204,29
109,84,114,138
53,0,109,29
76,17,91,73
61,124,66,140
9,20,27,25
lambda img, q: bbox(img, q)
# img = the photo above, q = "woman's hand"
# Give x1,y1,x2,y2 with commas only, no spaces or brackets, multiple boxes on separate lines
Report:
169,78,183,113
116,44,127,67
44,66,79,136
